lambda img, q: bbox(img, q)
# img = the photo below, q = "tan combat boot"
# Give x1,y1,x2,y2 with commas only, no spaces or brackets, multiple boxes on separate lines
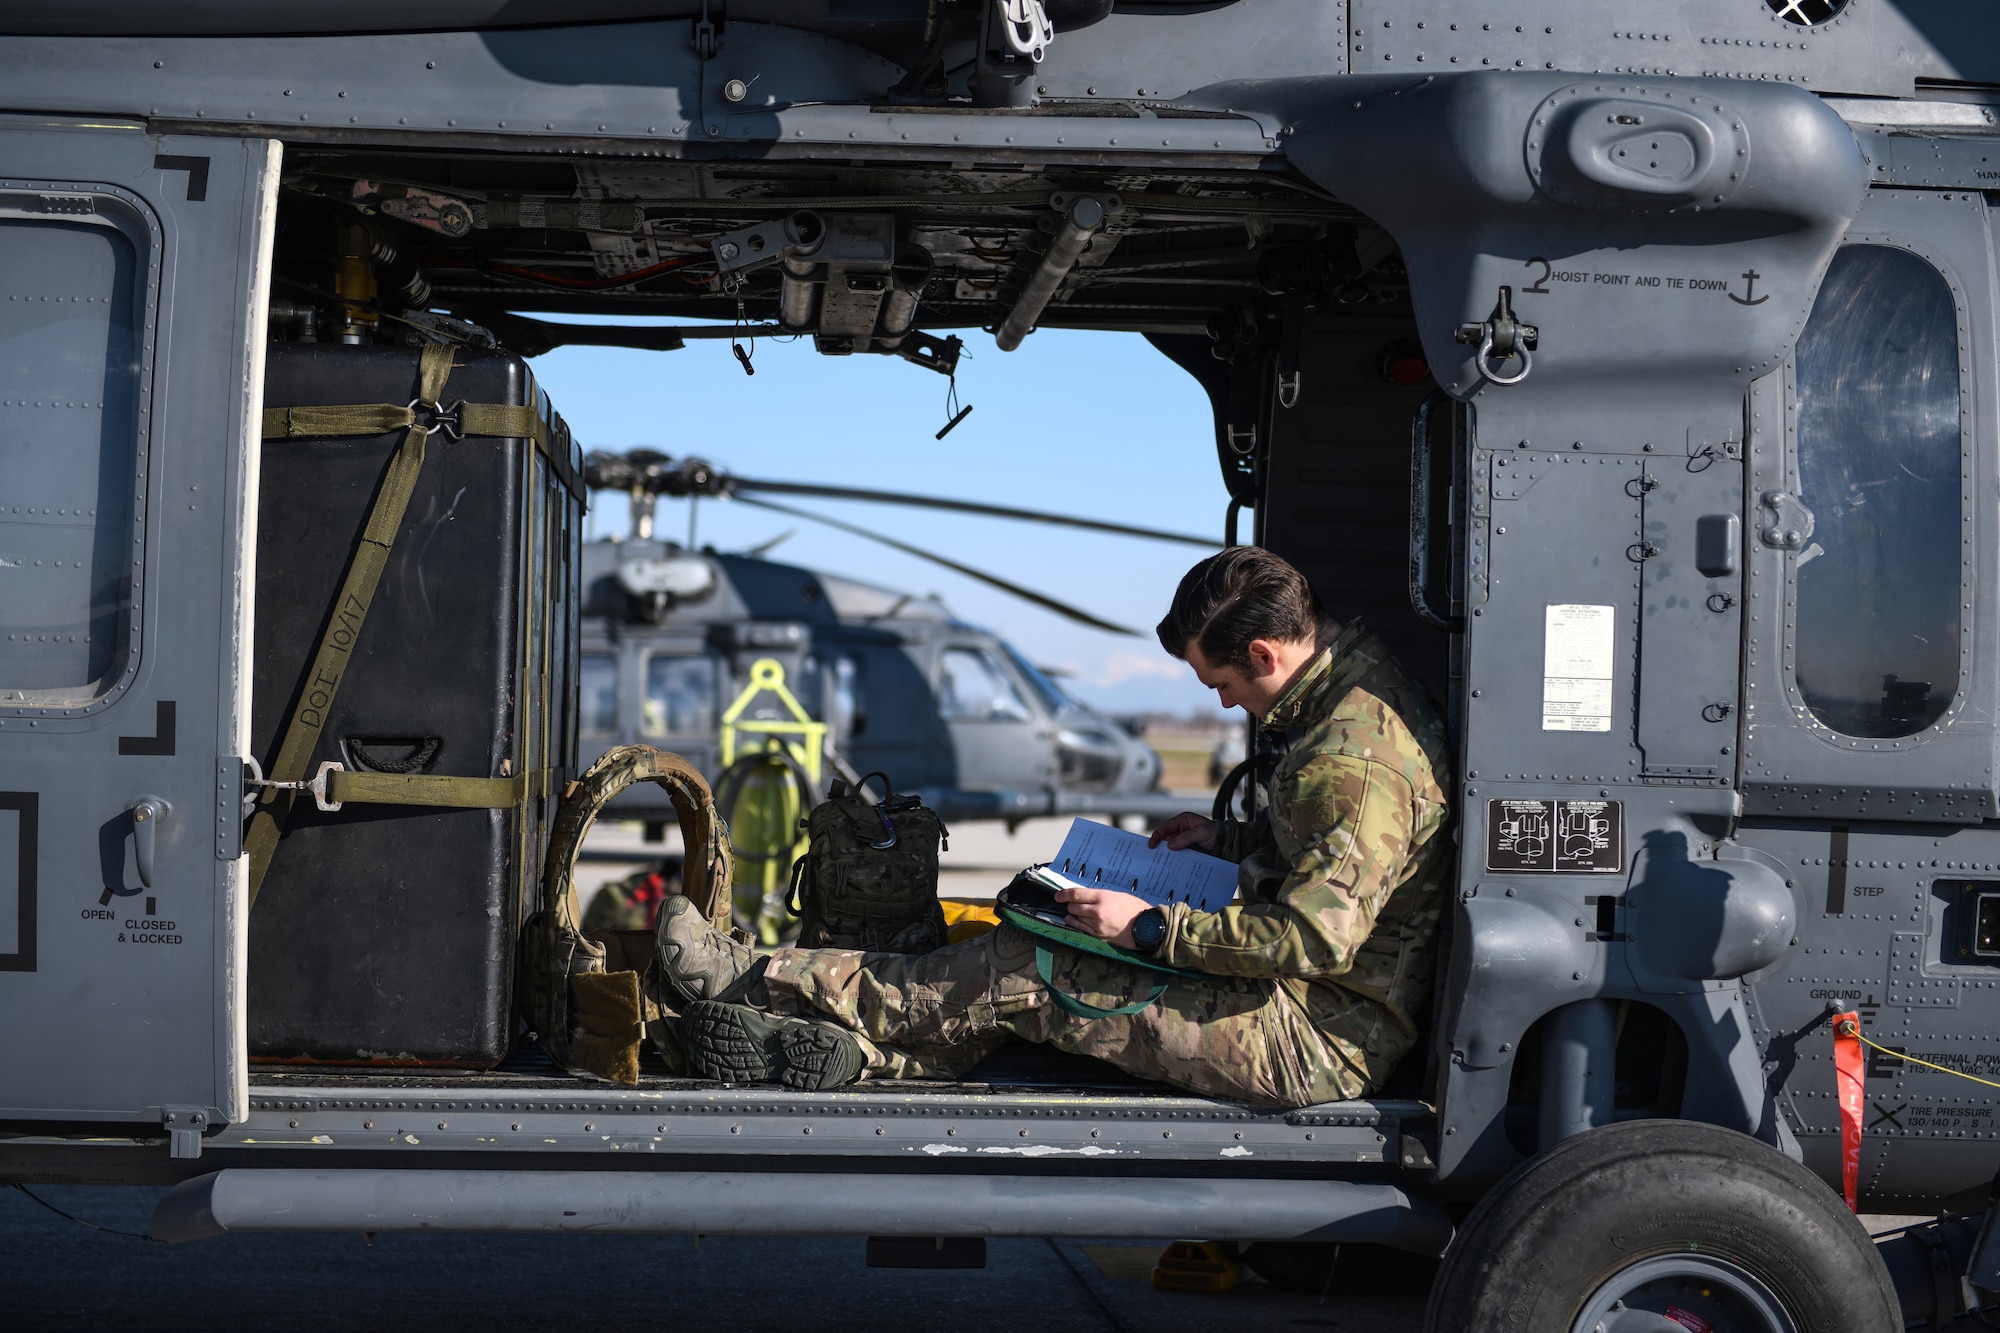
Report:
653,894,767,1007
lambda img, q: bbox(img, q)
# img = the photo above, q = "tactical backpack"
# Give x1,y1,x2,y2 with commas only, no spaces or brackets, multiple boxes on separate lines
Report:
523,745,735,1084
788,774,948,955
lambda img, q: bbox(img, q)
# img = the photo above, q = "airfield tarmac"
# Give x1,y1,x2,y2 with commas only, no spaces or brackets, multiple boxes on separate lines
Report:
0,1182,1933,1331
0,1182,1426,1332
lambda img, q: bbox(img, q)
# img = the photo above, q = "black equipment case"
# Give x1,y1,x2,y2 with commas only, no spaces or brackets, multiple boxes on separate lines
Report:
248,342,584,1066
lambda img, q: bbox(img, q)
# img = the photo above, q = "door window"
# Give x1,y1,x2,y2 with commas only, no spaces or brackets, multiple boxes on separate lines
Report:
1792,244,1962,738
580,652,617,736
0,210,148,705
939,647,1032,721
643,654,717,737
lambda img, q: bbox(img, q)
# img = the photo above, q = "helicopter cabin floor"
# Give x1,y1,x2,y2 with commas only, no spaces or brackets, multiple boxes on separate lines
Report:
238,1042,1418,1168
0,1041,1429,1188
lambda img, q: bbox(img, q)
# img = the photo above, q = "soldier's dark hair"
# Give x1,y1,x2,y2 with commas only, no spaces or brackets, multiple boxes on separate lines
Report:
1156,547,1327,669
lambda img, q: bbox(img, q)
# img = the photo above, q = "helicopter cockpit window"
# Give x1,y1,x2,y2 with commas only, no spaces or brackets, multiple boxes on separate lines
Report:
1793,244,1963,739
1001,642,1070,715
939,647,1032,722
0,213,145,703
643,654,718,737
580,653,618,736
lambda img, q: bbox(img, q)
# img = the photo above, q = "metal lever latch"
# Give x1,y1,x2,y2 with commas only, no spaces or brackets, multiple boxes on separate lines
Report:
245,760,347,813
130,797,170,889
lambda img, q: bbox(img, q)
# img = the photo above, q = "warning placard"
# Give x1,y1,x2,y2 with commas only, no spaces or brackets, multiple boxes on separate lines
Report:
1542,603,1614,732
1486,799,1623,874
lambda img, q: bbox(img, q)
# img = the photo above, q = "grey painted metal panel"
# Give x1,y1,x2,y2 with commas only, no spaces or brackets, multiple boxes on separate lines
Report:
1346,0,2000,96
150,1167,1455,1254
0,22,1280,161
0,119,276,1128
1637,447,1746,778
1471,450,1645,787
0,1,712,33
1736,818,2000,1207
1034,0,1349,99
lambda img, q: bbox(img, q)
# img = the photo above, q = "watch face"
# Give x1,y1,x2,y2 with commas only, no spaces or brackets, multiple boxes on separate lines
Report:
1134,909,1165,948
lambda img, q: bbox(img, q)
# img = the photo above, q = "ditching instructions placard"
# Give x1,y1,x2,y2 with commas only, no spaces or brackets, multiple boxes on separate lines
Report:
1486,799,1624,874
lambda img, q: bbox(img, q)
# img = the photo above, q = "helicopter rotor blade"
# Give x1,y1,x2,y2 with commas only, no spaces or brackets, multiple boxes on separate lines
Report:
731,495,1143,637
723,476,1218,549
743,527,797,558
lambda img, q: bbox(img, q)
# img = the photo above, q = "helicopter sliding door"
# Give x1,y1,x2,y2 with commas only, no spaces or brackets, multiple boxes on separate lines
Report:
1734,190,2000,1201
0,120,277,1143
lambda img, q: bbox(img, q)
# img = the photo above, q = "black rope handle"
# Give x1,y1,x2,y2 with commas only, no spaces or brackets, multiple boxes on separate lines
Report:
345,736,441,774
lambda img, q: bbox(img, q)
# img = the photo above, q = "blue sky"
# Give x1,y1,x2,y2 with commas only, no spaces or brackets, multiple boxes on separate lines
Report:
526,320,1232,717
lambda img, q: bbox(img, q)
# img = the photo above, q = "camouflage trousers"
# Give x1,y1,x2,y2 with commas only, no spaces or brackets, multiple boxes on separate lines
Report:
760,923,1394,1108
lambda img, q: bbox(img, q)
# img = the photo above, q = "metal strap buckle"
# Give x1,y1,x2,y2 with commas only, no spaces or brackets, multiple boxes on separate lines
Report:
406,398,464,440
246,760,346,812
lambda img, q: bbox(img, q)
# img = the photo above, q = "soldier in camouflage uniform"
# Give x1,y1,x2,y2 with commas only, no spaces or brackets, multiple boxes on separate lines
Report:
657,547,1452,1107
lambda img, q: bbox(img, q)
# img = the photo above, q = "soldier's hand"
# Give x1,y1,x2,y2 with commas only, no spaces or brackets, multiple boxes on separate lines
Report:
1148,811,1217,852
1055,887,1150,947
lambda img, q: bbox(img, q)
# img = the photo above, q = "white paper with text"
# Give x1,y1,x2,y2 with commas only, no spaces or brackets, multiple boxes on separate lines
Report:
1036,818,1238,912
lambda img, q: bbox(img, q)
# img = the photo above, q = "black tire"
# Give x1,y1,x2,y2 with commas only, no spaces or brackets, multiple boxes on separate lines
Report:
1240,1241,1440,1297
1424,1119,1899,1333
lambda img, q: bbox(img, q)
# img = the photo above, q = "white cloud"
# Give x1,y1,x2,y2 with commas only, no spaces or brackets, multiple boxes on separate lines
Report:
1088,650,1191,687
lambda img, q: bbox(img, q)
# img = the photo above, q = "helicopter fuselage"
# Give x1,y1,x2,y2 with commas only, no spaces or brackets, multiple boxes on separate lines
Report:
3,2,2000,1322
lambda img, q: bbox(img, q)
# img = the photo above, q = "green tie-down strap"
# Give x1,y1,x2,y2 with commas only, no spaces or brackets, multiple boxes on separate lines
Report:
324,768,540,809
995,898,1207,1020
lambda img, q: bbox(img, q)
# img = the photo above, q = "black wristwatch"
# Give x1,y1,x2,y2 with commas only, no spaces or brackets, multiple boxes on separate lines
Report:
1130,907,1168,953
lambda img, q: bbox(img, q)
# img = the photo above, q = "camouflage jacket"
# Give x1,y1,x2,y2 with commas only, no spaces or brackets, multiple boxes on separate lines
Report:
1157,622,1453,1045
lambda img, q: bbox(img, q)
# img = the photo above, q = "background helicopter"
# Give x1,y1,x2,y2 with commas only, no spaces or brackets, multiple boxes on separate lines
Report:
576,448,1227,933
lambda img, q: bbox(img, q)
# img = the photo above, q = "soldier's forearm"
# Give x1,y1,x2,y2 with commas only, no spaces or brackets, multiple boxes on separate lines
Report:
1155,900,1359,979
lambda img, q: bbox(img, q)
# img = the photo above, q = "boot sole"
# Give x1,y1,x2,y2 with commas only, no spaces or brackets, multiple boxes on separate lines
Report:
683,1001,866,1091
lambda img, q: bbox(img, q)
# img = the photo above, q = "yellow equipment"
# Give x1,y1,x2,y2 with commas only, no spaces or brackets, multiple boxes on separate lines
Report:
716,659,827,944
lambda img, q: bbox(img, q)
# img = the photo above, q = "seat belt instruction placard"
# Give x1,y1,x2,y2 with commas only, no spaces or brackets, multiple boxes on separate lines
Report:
1542,603,1614,732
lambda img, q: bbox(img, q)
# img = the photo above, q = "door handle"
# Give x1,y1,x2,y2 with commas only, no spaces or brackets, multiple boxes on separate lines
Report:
1409,391,1464,633
131,797,171,889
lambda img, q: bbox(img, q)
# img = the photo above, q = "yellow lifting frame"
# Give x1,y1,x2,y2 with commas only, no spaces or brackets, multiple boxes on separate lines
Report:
719,658,827,782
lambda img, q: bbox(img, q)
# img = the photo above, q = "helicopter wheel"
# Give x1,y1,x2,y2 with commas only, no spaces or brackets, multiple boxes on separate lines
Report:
1423,1119,1898,1333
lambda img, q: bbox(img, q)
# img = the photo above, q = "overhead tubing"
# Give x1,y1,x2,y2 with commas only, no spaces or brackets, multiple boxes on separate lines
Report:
995,193,1114,351
152,1169,1455,1256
